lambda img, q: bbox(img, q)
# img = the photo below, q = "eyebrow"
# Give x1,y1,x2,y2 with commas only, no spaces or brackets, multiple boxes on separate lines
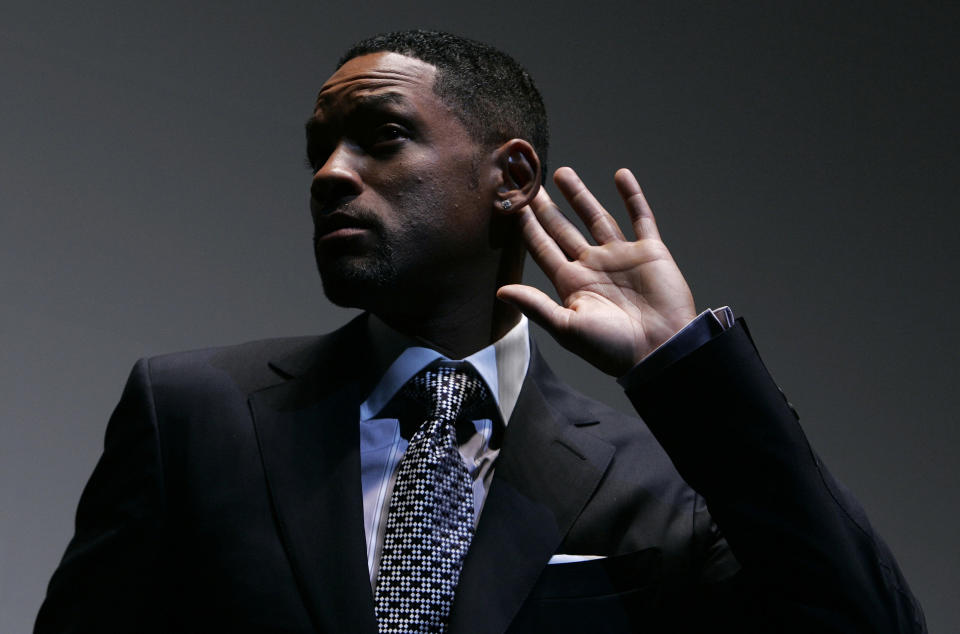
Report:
305,91,414,134
352,92,410,109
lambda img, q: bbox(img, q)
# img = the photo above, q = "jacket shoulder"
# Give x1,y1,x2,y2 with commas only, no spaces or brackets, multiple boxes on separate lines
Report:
143,335,324,396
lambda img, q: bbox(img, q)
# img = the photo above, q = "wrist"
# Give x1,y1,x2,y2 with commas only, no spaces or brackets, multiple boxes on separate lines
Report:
638,312,698,363
620,307,733,385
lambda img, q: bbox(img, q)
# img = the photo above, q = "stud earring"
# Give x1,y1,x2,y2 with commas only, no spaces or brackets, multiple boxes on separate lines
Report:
501,200,512,210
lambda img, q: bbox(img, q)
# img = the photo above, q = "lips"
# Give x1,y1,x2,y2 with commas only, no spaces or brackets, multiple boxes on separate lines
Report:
322,227,368,239
315,212,376,239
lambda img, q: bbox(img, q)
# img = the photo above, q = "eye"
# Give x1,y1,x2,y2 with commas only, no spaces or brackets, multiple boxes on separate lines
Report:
369,124,409,148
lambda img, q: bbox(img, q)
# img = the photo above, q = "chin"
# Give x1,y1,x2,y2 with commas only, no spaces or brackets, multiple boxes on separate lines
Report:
316,257,398,310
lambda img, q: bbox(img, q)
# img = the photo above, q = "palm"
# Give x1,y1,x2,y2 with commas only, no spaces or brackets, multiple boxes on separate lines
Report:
497,168,695,376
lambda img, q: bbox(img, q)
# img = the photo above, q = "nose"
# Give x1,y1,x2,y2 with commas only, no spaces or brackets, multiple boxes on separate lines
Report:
310,141,364,213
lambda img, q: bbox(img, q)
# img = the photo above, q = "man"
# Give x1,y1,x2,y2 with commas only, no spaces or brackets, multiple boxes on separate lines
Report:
36,30,924,633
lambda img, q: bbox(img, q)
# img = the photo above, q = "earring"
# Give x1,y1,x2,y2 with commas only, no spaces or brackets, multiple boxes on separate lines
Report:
501,200,512,210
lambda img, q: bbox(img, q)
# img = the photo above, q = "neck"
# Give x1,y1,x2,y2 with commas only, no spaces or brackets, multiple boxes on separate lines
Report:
373,245,525,359
375,289,522,360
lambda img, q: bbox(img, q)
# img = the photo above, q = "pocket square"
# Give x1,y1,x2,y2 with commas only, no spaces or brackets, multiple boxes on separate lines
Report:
547,554,607,564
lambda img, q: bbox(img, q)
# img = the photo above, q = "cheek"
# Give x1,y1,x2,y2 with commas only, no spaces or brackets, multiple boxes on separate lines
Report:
373,151,490,247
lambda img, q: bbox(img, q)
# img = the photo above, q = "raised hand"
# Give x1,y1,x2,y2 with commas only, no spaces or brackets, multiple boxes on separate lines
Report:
497,167,697,377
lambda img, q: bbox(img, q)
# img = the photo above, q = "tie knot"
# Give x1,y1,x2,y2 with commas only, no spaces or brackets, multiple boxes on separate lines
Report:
402,362,490,422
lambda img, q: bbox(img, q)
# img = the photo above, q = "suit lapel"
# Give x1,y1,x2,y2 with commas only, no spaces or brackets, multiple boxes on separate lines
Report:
449,347,615,634
249,321,615,634
249,316,379,634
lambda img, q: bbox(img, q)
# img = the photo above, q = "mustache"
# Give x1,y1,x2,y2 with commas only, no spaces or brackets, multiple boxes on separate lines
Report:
313,202,383,237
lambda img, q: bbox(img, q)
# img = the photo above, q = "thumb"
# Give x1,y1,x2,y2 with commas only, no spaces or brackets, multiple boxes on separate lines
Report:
497,284,569,337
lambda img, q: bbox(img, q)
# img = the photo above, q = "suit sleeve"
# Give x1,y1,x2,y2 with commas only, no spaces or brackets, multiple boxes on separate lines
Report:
35,359,167,634
622,319,926,633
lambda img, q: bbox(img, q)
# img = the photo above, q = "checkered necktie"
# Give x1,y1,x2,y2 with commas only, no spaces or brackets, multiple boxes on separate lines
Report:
374,362,490,634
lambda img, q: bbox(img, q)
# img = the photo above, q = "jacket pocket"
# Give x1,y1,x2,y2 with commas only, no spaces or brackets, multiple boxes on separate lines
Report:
529,547,661,599
507,548,663,633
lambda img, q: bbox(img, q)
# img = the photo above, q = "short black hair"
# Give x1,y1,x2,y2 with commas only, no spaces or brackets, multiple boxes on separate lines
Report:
338,30,549,174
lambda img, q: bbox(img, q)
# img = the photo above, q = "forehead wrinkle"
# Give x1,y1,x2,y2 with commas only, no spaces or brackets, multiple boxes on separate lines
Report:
316,68,433,104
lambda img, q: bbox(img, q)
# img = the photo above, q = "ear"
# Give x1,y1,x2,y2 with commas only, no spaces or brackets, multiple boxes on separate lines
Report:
491,139,541,214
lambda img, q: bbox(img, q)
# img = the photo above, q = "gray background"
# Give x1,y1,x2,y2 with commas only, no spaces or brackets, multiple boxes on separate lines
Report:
2,1,957,631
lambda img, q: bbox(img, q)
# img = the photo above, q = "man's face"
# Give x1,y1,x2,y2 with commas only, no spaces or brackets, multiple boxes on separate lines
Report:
307,52,494,311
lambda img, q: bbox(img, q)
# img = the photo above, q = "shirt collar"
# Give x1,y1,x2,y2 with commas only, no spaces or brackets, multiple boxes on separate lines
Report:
360,315,530,424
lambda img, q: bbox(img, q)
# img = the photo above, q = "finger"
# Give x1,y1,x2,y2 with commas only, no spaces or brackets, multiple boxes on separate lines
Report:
554,167,627,244
527,186,590,258
496,284,570,337
614,168,661,241
514,205,571,280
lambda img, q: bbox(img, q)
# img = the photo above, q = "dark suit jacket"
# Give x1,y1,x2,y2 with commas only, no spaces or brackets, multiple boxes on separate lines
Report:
35,315,925,633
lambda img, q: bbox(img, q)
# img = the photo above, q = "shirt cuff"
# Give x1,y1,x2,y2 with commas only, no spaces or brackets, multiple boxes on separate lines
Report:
617,307,734,389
